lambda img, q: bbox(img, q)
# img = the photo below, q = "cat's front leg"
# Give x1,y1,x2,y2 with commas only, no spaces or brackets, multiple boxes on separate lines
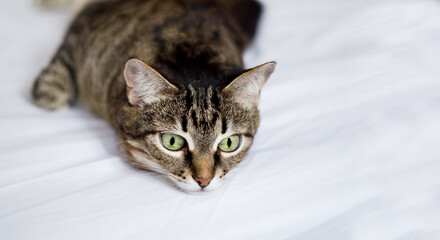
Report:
31,47,77,110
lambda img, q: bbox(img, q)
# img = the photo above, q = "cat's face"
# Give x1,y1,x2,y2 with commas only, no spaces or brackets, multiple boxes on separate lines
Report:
118,59,275,192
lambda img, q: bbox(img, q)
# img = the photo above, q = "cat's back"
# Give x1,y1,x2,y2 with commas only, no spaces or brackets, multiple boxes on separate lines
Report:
67,0,261,122
72,0,261,65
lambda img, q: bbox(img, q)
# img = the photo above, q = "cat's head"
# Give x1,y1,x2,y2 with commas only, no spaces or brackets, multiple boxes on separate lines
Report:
118,59,275,192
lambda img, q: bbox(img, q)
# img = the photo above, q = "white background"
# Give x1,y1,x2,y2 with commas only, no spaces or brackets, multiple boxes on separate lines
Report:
1,0,440,239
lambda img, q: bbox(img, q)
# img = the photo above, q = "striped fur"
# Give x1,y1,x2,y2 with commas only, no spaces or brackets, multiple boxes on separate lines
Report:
31,0,275,192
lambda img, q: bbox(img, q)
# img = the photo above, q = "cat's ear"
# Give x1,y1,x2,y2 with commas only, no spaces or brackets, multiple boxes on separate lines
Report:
222,62,276,108
124,58,179,105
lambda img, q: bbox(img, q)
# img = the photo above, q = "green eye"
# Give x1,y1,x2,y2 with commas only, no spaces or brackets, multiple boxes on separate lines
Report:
161,133,185,151
218,135,240,152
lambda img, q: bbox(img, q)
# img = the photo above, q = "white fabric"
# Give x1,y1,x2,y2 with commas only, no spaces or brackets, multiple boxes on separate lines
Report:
1,0,440,239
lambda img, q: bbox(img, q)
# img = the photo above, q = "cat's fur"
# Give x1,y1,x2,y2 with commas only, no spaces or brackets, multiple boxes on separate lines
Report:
32,0,275,192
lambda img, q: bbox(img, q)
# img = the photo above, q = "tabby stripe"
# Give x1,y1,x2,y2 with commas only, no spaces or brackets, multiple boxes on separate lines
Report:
210,90,220,110
185,90,193,111
124,140,151,156
214,152,221,166
53,51,75,81
139,131,157,139
44,80,66,92
185,151,193,165
181,115,188,132
126,144,149,156
191,110,198,127
221,117,227,134
52,50,77,105
211,112,219,125
244,133,254,138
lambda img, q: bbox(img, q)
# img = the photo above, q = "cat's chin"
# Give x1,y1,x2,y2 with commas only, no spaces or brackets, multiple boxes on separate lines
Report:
168,175,224,193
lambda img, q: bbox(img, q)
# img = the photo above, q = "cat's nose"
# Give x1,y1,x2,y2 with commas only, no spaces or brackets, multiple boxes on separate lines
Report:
194,177,213,188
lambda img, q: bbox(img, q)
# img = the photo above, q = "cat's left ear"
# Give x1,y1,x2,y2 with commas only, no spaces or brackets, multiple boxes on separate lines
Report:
124,59,179,105
222,62,276,108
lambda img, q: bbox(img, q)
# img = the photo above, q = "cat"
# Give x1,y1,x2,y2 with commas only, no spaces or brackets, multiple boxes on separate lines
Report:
31,0,275,192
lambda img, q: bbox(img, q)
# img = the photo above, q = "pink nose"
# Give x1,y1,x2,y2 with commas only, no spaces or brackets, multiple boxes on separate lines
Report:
194,177,213,188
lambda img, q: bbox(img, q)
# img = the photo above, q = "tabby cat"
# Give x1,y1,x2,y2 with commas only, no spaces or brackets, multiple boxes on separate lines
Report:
31,0,275,192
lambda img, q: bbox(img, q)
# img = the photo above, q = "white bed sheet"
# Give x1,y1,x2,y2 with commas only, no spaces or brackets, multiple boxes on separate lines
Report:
1,0,440,239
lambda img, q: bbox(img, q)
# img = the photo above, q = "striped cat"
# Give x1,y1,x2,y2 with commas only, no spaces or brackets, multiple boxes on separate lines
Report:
31,0,275,192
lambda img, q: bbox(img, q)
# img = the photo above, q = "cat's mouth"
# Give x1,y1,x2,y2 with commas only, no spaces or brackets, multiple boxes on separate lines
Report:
167,173,224,193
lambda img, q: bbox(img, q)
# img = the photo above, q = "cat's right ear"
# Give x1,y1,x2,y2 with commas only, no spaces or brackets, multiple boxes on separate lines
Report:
221,62,276,109
124,59,178,105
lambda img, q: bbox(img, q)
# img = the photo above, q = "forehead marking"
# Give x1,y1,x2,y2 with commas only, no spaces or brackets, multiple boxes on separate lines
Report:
181,115,188,132
221,117,227,134
191,110,198,127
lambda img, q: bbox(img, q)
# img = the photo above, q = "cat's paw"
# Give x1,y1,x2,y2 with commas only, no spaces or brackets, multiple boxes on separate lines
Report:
31,65,76,110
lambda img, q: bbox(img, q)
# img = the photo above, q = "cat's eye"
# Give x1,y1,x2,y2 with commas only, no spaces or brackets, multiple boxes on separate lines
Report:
161,133,185,151
218,135,240,152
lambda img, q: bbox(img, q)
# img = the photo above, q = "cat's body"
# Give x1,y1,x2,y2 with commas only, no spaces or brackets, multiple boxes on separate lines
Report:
32,0,275,192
